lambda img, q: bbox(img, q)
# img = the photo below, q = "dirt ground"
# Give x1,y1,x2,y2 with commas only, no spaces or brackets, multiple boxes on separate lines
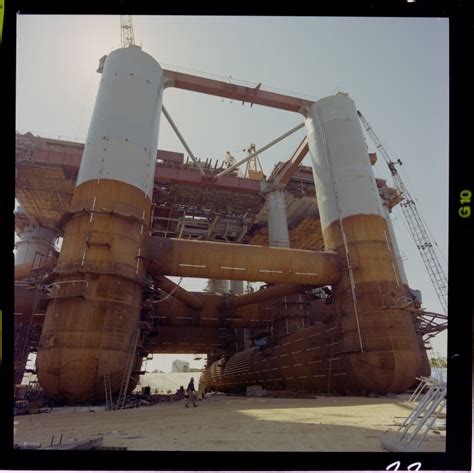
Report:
14,394,445,452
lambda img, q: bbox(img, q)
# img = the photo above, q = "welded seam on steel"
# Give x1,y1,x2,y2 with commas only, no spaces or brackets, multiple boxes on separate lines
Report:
316,106,364,353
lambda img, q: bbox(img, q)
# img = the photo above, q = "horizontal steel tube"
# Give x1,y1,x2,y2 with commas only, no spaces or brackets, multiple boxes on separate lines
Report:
146,237,342,286
221,284,304,310
154,275,204,310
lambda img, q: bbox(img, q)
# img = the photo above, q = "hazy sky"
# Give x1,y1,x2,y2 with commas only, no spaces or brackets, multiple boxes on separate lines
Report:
16,15,449,364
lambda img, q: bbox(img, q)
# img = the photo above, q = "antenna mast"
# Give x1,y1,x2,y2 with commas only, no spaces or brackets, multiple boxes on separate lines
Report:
120,15,135,48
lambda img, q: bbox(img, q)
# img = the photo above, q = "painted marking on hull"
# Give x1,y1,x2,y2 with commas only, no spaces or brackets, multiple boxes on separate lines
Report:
179,263,207,268
220,266,246,271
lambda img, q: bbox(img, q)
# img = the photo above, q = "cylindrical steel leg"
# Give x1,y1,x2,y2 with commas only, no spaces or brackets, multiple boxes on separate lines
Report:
305,94,423,393
37,46,165,403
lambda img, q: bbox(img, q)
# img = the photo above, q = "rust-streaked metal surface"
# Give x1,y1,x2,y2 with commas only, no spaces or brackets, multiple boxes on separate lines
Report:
15,85,433,401
219,284,304,310
146,237,342,286
146,326,232,354
151,293,272,329
203,214,424,394
36,179,151,403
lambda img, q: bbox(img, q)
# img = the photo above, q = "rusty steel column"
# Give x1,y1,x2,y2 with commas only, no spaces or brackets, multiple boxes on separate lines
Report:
36,46,165,403
305,94,423,393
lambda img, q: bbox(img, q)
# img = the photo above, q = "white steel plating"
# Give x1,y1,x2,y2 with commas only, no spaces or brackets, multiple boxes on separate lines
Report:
305,95,385,231
265,189,290,248
15,226,57,266
76,46,165,198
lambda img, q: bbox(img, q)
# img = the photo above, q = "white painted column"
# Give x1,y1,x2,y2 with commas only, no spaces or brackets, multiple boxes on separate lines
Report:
230,280,244,294
305,95,386,234
206,279,229,294
15,226,57,268
264,185,290,248
76,45,165,198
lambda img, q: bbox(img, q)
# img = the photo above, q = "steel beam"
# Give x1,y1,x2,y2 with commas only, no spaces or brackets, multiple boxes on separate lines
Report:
163,69,313,113
270,137,309,189
154,275,204,310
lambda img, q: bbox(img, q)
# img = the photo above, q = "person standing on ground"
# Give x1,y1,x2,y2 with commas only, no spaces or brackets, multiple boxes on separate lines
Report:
185,377,197,408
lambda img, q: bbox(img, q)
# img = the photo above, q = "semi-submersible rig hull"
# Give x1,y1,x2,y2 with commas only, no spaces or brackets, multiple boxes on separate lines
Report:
14,45,432,404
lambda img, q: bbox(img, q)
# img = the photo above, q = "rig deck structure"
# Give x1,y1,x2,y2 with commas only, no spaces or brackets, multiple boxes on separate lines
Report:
14,45,445,403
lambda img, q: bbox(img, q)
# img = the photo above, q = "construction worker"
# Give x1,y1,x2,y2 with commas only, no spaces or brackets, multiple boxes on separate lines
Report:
185,377,198,408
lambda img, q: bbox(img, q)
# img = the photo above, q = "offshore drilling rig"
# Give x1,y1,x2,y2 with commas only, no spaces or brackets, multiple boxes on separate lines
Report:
14,40,447,404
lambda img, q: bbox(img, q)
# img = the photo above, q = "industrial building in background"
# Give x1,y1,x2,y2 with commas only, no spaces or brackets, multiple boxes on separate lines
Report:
14,26,448,404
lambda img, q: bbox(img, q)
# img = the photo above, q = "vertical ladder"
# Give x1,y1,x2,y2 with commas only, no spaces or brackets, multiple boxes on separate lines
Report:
103,373,113,411
115,329,140,410
398,197,448,313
